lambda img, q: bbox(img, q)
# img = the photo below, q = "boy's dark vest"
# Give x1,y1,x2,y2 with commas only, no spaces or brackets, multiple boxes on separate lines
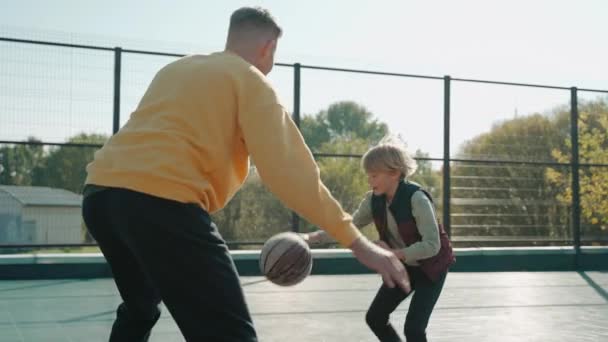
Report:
371,181,455,282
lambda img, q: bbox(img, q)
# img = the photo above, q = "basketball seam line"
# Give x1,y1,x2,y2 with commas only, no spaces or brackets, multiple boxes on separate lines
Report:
266,243,302,280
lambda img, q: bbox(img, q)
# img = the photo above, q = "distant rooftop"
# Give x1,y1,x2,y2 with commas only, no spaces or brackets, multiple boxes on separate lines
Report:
0,185,81,207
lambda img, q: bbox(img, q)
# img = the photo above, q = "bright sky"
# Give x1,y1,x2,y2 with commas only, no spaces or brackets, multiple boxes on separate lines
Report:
1,0,607,159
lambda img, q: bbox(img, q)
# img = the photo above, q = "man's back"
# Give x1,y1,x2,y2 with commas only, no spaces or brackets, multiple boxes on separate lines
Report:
86,52,265,212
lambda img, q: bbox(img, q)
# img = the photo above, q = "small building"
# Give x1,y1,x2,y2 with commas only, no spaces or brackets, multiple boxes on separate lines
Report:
0,185,83,245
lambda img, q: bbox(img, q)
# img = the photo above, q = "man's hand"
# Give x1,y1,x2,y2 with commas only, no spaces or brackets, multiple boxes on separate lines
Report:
298,233,310,243
375,240,390,250
299,230,327,245
350,237,411,293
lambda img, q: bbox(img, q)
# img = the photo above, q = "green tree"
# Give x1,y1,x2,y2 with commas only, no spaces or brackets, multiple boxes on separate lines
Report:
451,113,569,245
300,101,388,152
410,150,441,199
212,170,292,245
299,102,444,241
546,98,608,239
299,102,387,238
299,101,391,214
214,102,392,245
32,133,107,193
316,137,370,212
0,137,45,186
451,97,608,246
214,101,443,247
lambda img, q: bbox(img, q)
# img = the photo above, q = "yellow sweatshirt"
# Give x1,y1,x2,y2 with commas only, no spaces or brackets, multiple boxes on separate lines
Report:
85,51,361,247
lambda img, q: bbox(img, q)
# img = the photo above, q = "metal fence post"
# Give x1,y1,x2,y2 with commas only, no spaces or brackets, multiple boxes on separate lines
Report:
113,47,122,134
291,63,301,232
570,87,581,267
443,76,452,237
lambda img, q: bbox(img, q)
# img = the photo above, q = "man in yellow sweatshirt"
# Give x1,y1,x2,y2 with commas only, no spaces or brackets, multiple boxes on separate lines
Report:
82,6,409,342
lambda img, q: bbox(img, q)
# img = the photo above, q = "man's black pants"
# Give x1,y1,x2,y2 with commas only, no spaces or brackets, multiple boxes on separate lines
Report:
82,187,257,341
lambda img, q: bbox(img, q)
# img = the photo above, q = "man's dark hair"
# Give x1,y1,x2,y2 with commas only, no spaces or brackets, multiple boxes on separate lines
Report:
228,7,282,39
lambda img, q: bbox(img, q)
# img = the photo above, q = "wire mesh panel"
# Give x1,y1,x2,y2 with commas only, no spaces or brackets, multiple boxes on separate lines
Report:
450,161,571,247
0,41,114,142
451,81,571,163
1,36,607,251
300,67,444,159
578,166,608,246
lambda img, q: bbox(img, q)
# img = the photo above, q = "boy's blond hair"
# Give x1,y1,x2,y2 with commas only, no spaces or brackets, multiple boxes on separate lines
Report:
361,135,417,179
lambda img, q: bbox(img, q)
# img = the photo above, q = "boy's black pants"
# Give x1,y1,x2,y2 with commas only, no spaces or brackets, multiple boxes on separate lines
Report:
366,266,447,342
